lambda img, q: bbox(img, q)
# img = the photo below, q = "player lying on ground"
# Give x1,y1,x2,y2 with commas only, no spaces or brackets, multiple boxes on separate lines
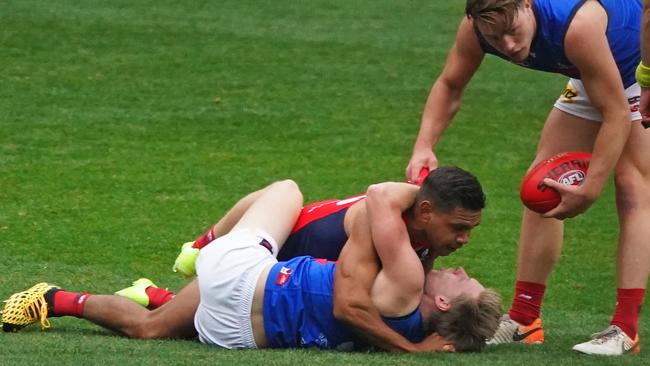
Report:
111,166,491,346
87,166,484,343
140,165,478,305
1,179,501,352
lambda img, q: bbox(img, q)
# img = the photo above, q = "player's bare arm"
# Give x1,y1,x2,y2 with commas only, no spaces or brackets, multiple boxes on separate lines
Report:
364,181,434,270
332,202,448,352
544,0,632,219
365,182,423,315
407,17,485,181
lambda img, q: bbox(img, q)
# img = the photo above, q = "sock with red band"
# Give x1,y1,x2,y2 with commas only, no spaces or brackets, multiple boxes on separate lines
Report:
509,281,546,326
610,288,645,338
145,286,175,309
192,225,218,249
47,290,91,318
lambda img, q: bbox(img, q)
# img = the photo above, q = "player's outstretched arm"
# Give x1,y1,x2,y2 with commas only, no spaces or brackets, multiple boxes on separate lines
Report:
406,17,484,182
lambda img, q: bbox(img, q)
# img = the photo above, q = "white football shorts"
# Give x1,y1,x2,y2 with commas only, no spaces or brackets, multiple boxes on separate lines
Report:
194,229,278,349
554,78,641,122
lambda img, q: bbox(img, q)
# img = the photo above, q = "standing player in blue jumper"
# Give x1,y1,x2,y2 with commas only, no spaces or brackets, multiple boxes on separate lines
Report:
406,0,648,356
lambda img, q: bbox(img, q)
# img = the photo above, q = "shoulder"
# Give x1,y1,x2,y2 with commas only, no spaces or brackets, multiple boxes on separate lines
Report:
365,182,419,206
566,0,607,43
564,1,609,62
345,199,367,226
456,17,482,53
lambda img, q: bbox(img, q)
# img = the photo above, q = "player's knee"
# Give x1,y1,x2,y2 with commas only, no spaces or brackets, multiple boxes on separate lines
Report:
614,168,650,212
273,179,303,203
127,316,169,339
274,179,300,192
125,323,153,339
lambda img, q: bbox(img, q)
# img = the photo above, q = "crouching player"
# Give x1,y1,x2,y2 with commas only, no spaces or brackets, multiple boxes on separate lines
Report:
1,179,501,352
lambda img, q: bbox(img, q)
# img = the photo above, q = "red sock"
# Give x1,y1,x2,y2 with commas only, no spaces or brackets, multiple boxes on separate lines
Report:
192,225,218,249
610,288,645,338
145,286,175,309
509,281,546,326
51,290,91,318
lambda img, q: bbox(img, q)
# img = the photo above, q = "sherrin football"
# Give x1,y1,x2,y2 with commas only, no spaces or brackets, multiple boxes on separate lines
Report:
519,151,591,214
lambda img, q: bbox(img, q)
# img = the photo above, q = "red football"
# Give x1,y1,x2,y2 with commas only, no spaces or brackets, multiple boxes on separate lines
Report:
519,151,591,214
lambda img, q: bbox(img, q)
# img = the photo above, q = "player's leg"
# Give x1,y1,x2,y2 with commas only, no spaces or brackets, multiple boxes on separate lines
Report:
614,120,650,288
2,280,199,339
193,181,302,348
174,180,303,276
517,109,599,279
77,180,302,337
122,180,304,311
229,179,303,252
489,107,599,345
573,120,650,355
120,180,303,333
614,120,650,330
192,183,285,249
82,279,200,339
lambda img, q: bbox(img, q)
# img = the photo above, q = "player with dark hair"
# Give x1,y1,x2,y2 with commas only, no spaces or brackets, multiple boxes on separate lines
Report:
107,166,488,345
1,179,501,352
115,166,484,313
406,0,648,356
173,165,486,277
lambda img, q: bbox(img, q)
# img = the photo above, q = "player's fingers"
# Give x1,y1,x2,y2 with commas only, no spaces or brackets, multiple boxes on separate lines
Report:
542,177,557,186
406,163,417,183
408,164,423,183
541,178,564,192
541,205,567,220
540,179,568,218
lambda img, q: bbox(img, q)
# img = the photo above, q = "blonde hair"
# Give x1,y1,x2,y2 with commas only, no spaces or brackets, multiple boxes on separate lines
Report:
465,0,524,33
427,288,502,352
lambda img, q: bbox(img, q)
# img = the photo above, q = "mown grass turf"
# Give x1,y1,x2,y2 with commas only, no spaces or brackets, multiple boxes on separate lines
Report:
1,1,646,365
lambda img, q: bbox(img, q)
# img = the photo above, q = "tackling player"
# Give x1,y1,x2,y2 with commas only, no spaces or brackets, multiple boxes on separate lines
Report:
106,165,488,346
406,0,648,356
172,170,448,278
131,165,477,312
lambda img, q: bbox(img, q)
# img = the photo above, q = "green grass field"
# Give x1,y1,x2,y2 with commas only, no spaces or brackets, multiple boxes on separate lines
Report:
1,1,646,365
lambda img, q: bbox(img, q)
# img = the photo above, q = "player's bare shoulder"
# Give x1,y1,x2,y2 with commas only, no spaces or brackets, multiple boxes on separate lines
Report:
456,16,481,49
343,198,365,234
344,182,417,234
566,0,607,45
440,16,484,87
368,182,420,206
564,0,611,74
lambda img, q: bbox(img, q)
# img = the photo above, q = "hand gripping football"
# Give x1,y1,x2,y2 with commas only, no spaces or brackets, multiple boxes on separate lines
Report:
519,151,591,214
